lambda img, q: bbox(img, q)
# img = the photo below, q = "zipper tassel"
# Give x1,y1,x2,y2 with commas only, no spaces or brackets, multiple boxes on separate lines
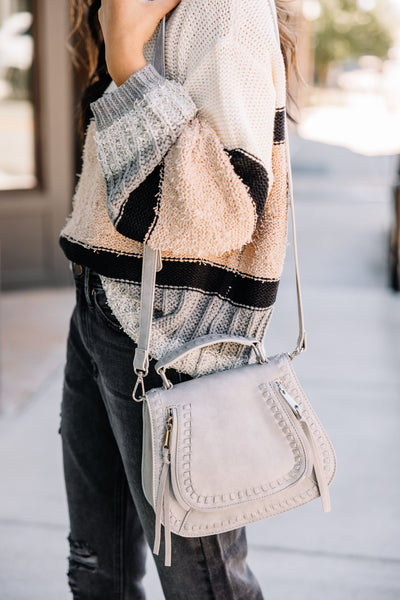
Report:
275,381,331,513
298,416,331,512
153,413,173,566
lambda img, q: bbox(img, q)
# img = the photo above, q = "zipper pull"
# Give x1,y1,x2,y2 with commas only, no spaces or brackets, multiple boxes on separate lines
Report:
162,411,173,453
274,380,302,419
275,380,331,512
154,409,173,567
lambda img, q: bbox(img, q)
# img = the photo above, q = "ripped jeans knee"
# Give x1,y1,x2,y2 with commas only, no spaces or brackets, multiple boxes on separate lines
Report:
67,534,99,598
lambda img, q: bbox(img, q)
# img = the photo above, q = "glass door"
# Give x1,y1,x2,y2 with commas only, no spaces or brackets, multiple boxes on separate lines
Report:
0,0,39,190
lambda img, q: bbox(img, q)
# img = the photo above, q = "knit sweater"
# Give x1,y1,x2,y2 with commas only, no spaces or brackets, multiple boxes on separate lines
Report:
59,0,289,377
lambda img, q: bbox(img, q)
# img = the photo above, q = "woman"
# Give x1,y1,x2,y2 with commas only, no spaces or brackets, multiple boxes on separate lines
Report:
59,0,298,597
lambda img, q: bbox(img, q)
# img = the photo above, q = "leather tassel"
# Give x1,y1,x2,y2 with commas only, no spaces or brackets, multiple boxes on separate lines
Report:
300,418,331,512
153,447,172,566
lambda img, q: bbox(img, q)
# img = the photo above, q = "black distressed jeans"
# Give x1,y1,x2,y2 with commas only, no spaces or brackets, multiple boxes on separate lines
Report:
59,264,264,599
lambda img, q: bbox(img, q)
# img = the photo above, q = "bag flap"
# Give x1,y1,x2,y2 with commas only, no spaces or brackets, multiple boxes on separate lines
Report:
168,358,310,511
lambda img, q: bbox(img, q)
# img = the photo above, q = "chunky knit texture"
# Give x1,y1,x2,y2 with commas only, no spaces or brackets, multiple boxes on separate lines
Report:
146,115,259,257
90,64,198,229
59,0,289,377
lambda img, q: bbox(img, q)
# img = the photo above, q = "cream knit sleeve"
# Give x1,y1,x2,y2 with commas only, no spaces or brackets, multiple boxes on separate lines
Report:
90,0,285,258
145,31,281,257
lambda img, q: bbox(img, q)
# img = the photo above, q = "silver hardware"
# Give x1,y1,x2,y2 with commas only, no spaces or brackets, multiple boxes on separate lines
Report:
289,331,307,361
158,368,174,390
162,410,173,452
132,373,146,402
134,365,149,378
274,379,302,419
253,342,268,364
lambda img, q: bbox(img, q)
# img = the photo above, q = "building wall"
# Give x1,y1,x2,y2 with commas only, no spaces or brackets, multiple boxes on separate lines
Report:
0,0,74,289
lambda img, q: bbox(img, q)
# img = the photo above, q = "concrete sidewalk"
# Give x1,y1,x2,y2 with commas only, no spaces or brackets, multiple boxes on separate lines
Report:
1,135,399,599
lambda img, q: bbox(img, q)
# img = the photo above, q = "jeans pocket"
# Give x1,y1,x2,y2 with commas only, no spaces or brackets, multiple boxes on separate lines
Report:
93,287,123,332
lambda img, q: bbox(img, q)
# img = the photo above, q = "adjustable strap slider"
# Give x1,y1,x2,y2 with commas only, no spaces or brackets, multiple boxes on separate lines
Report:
133,348,149,375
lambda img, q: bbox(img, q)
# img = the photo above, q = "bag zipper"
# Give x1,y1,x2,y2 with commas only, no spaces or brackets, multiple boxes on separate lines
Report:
274,379,302,420
272,379,331,513
153,409,174,567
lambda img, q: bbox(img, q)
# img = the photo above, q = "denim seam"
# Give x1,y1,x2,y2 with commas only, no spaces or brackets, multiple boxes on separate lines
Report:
113,461,125,600
83,265,93,307
197,536,215,599
93,289,123,333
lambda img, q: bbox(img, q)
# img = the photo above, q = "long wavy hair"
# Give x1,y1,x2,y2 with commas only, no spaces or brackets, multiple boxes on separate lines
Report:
69,0,300,143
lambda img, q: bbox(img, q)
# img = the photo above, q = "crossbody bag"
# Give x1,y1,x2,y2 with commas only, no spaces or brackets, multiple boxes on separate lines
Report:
132,5,337,567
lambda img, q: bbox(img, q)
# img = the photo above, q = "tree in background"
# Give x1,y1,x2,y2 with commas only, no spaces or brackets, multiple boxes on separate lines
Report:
313,0,393,84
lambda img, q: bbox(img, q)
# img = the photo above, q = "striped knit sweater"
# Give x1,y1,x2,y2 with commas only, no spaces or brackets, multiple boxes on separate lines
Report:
59,0,289,377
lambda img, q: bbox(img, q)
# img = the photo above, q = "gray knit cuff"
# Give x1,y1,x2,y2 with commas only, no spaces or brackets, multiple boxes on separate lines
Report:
89,62,198,230
90,63,195,131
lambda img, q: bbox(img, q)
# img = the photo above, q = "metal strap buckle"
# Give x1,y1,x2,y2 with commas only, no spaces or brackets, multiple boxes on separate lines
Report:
288,330,307,361
253,342,268,364
132,371,147,402
158,368,174,391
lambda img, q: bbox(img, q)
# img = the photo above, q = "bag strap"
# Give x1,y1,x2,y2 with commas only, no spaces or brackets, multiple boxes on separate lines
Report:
132,18,167,383
133,8,306,392
267,0,307,360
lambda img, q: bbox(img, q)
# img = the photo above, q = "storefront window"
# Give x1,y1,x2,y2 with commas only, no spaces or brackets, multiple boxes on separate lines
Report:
0,0,37,190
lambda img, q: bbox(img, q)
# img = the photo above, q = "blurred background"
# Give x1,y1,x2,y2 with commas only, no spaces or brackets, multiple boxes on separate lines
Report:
0,0,400,598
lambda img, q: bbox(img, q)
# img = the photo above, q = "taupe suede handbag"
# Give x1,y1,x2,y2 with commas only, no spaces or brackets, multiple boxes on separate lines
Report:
132,7,337,567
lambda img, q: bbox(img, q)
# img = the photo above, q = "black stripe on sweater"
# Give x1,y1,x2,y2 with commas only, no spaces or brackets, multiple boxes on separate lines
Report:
225,149,269,223
274,107,286,144
60,236,280,310
115,161,162,241
115,148,270,243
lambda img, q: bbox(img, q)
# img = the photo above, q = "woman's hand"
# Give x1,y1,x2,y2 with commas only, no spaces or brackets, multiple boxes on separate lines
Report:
98,0,181,86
